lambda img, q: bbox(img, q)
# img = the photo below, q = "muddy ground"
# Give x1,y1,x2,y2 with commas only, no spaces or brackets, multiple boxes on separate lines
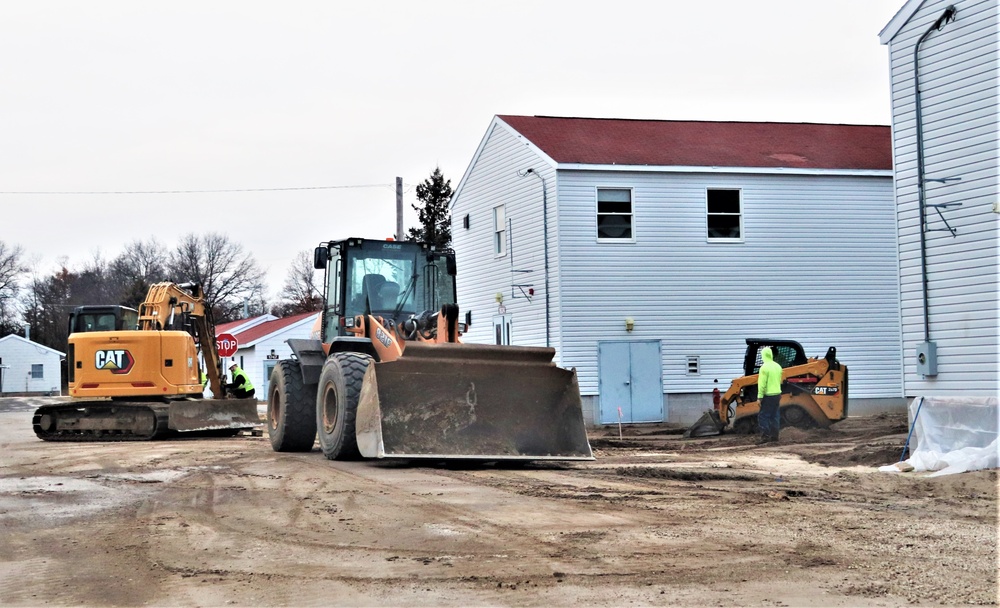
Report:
0,397,996,607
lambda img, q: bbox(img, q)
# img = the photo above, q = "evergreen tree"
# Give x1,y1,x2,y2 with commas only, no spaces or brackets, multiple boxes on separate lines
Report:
406,167,452,249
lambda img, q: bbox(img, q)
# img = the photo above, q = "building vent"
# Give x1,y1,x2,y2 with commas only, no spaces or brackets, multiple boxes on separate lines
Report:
686,356,700,375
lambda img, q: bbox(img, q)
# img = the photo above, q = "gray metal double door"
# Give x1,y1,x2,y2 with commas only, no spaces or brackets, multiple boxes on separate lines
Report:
598,340,663,424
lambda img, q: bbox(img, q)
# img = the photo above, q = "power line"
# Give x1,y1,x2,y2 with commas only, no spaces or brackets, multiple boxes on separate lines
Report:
0,183,396,195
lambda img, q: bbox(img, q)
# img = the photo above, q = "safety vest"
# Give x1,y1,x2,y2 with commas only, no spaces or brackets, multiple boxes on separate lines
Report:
232,367,254,391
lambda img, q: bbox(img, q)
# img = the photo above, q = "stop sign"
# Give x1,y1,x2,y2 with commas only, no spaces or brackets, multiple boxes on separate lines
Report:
216,333,239,357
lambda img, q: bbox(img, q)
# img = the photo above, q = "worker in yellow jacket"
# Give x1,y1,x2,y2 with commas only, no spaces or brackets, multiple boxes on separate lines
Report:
227,363,255,399
757,347,783,443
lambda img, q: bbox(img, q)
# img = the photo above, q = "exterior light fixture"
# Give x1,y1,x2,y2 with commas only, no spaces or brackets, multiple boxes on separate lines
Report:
625,317,635,332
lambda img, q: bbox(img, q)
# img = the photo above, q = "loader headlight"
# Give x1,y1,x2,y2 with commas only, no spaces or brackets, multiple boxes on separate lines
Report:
458,323,468,334
345,317,355,328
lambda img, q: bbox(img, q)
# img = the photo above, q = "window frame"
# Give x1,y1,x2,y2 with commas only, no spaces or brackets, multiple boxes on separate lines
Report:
30,364,43,379
595,186,636,243
706,187,744,243
492,204,507,257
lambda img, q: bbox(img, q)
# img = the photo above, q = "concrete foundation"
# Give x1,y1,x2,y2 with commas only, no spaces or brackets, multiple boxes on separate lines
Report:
582,393,910,428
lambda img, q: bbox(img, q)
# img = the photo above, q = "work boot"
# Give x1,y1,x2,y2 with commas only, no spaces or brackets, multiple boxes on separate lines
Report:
755,435,772,445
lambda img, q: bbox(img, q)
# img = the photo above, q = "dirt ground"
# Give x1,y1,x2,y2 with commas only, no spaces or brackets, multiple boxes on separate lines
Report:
0,397,996,607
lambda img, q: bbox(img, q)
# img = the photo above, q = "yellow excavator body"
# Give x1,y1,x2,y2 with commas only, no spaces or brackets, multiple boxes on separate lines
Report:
33,283,260,441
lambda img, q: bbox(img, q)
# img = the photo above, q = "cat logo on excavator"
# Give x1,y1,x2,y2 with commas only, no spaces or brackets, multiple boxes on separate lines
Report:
95,349,134,374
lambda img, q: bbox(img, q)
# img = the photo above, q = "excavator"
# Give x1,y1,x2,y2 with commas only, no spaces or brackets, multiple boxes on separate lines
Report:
267,237,593,461
685,339,848,438
32,282,261,441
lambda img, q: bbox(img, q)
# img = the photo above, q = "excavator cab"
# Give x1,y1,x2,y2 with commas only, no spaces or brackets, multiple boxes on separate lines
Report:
69,305,139,333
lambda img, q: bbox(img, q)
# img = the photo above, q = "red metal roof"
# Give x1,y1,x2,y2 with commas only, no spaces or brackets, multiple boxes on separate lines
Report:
497,115,892,171
215,315,271,336
229,311,319,346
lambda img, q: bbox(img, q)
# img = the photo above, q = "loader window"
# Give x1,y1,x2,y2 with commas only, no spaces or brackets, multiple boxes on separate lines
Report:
707,189,742,241
597,188,633,240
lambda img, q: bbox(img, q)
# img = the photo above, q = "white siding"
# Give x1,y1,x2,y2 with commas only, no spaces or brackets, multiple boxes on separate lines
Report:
0,336,64,395
557,170,902,399
451,120,561,356
886,0,999,395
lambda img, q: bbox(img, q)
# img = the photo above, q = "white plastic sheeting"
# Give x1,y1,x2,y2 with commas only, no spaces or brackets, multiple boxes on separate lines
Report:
880,396,999,477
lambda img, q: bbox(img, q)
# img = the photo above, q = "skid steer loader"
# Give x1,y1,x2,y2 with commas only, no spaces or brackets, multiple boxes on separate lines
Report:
266,237,593,461
685,339,848,438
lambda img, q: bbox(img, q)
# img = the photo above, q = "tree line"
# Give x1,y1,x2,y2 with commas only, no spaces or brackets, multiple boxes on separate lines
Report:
0,167,452,355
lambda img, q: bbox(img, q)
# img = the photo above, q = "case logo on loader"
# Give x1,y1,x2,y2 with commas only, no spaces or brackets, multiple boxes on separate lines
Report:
814,386,839,395
95,349,135,374
375,327,393,348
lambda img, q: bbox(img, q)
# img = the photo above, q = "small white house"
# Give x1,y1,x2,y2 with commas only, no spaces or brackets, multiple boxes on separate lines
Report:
0,335,65,396
450,115,904,426
216,312,320,398
880,0,998,397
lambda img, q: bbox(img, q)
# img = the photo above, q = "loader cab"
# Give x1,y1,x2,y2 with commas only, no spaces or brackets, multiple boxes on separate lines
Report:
68,305,139,334
314,238,457,341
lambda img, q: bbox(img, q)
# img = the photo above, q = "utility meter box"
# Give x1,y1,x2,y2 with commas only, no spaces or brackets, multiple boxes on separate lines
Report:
916,341,938,376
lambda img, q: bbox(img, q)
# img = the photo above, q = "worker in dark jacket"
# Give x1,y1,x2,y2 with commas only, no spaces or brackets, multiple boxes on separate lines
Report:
227,363,255,399
757,347,783,443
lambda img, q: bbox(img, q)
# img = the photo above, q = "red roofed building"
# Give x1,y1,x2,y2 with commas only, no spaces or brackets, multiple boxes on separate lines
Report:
450,115,904,426
214,311,320,398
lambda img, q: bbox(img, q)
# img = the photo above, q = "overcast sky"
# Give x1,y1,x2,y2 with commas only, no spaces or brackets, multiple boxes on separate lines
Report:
1,0,904,300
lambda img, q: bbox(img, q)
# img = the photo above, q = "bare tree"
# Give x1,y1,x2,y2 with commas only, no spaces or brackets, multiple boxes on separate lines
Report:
272,250,323,316
110,238,169,308
0,241,27,336
167,232,268,322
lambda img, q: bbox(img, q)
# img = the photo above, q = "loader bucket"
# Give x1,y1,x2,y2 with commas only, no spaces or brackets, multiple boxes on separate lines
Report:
684,409,725,438
167,398,261,432
355,342,594,461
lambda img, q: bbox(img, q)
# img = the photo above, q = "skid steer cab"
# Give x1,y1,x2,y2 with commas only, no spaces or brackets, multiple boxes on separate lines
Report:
266,237,593,463
685,338,849,438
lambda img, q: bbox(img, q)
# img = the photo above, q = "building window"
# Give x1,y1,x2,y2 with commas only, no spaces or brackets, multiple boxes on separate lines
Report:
597,188,633,240
31,364,43,379
707,189,742,240
493,205,506,256
493,315,511,345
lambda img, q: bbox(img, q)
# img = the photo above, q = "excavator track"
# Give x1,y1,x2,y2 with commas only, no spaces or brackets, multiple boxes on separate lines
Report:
33,402,171,442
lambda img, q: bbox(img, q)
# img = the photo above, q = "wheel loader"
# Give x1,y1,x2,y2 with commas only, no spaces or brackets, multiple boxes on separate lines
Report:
685,339,848,438
32,282,260,441
267,237,593,461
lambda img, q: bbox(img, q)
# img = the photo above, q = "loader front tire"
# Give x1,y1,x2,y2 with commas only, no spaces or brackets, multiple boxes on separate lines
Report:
316,352,372,461
267,360,317,452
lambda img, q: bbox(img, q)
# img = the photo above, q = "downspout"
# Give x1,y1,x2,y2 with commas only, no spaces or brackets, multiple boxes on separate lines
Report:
913,5,957,343
521,168,551,348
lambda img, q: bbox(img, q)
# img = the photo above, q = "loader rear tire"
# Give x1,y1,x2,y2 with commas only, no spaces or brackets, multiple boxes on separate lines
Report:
267,360,317,452
316,352,372,461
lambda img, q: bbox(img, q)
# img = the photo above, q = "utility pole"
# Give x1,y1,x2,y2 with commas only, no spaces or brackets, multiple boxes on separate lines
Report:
396,177,404,240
